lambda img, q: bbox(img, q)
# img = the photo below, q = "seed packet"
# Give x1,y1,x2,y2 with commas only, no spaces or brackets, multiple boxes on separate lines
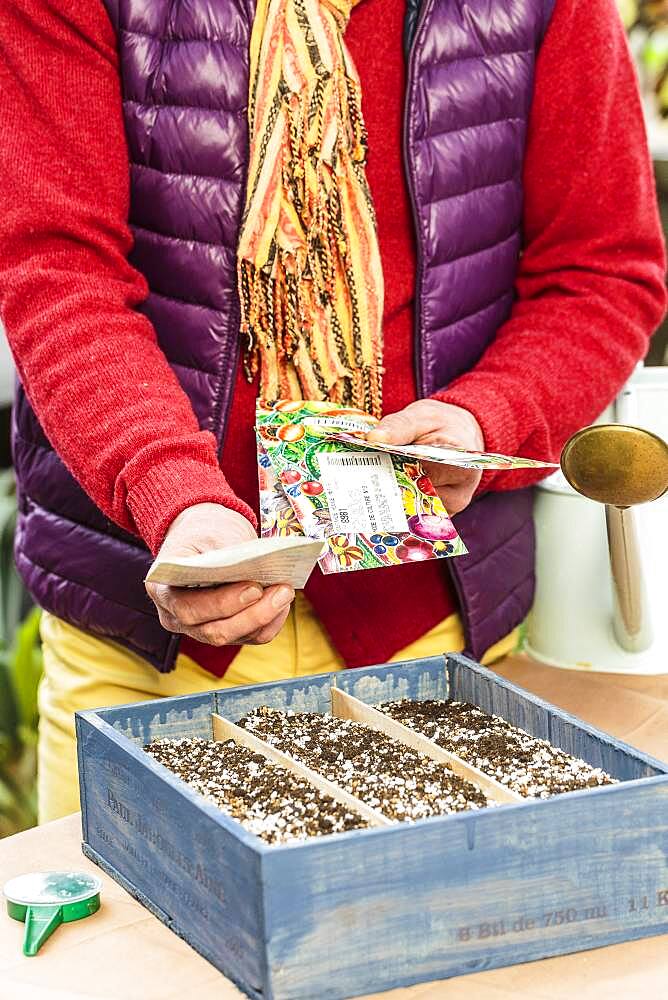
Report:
146,536,325,589
256,400,467,574
322,432,559,471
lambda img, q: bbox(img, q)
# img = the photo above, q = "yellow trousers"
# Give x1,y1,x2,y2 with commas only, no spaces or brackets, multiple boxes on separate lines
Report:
37,594,516,823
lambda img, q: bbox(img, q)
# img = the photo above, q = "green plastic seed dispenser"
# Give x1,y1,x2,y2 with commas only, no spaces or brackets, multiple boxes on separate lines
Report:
4,871,102,956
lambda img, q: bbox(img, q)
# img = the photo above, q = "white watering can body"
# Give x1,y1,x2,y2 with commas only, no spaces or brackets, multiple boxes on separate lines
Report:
526,365,668,674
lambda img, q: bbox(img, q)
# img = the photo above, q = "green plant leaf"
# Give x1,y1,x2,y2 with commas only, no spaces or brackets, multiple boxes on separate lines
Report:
8,607,43,730
0,647,19,752
0,474,41,837
0,469,27,650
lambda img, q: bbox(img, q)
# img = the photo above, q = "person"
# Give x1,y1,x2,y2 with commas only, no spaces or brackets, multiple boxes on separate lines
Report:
0,0,665,823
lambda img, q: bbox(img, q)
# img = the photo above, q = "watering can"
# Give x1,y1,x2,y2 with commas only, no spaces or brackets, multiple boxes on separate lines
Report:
526,365,668,674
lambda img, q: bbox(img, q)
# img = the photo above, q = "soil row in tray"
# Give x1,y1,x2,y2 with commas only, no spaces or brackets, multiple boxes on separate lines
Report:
146,737,368,844
146,697,615,846
379,699,615,798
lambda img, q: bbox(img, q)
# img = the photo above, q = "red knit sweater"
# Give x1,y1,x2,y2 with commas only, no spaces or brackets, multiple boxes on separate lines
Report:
0,0,665,675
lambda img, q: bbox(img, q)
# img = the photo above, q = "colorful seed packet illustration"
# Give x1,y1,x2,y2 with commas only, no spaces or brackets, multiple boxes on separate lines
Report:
257,436,306,540
256,400,468,575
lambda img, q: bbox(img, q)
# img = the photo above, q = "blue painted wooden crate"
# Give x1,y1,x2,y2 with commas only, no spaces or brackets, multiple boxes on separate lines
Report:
76,654,668,1000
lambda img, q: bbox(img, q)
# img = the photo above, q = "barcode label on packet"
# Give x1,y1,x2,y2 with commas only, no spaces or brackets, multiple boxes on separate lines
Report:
317,451,409,535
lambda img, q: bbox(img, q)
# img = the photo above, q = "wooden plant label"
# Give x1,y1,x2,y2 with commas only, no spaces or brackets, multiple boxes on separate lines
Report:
211,713,392,828
330,688,522,806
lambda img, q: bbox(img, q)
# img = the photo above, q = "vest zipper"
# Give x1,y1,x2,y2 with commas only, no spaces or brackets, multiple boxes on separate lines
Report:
402,0,434,401
215,304,242,460
215,182,248,456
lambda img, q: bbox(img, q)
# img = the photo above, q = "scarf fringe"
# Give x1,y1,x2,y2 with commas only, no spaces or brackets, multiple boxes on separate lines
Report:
238,0,384,418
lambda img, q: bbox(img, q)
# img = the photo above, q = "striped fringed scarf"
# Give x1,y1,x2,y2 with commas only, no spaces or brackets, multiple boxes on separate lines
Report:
237,0,384,418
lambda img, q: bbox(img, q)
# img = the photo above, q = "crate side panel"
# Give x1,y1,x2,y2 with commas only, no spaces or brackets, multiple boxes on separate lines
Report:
262,779,668,1000
215,673,335,721
335,656,448,705
214,657,448,723
96,692,216,746
447,655,667,780
545,712,668,780
78,714,267,996
81,843,263,1000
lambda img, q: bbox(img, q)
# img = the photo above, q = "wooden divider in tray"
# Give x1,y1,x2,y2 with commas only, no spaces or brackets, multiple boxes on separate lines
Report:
211,684,521,831
330,688,521,805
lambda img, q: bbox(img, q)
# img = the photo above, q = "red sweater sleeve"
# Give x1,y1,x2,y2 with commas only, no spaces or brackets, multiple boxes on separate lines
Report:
435,0,667,491
0,1,256,554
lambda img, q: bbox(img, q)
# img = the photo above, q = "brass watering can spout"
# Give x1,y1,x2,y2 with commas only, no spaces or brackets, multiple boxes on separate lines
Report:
560,425,668,654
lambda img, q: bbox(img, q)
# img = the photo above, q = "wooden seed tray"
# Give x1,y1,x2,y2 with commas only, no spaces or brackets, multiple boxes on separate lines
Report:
76,654,668,1000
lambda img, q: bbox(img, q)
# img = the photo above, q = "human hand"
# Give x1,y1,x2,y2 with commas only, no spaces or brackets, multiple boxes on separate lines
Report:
145,503,295,645
367,400,485,515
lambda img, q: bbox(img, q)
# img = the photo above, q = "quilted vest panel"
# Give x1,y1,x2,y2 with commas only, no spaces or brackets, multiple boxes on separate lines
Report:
12,0,554,670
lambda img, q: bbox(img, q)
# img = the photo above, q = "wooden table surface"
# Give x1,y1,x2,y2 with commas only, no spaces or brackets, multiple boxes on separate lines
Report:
2,656,668,1000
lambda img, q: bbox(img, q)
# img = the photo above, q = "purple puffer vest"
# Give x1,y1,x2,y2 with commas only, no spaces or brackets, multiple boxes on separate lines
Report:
12,0,555,671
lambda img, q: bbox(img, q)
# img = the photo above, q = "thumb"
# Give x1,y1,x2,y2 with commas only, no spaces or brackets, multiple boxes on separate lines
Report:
366,402,439,445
